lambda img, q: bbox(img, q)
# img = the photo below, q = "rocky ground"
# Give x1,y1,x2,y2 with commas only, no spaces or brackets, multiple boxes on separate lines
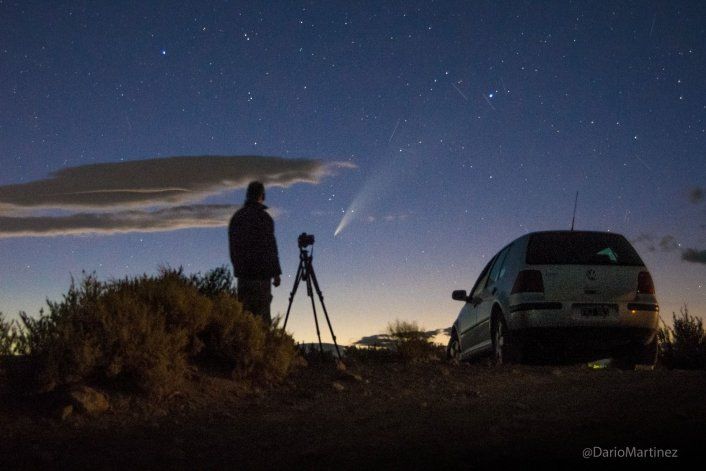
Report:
1,357,705,469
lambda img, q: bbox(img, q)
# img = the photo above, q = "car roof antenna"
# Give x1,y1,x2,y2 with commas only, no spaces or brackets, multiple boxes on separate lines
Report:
570,191,579,231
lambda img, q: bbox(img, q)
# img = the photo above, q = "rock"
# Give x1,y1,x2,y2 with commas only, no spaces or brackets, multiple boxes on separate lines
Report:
55,404,73,421
37,380,57,394
332,381,345,392
337,369,363,382
67,386,109,415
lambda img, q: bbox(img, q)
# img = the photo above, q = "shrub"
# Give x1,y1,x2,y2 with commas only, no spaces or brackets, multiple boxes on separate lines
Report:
17,268,300,395
20,274,191,395
0,312,15,356
658,305,706,369
386,319,444,362
345,345,395,363
200,296,301,383
190,265,236,298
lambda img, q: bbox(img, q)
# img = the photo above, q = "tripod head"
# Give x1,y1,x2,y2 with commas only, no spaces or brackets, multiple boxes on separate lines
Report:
297,232,315,262
297,232,315,249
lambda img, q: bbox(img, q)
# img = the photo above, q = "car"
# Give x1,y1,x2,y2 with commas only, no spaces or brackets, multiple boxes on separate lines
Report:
447,230,659,367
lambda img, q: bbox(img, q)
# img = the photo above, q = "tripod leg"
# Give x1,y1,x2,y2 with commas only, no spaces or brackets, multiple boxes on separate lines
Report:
305,272,325,356
282,260,304,331
307,262,342,360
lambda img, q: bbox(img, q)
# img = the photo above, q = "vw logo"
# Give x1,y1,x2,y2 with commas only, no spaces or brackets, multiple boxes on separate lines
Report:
586,269,597,281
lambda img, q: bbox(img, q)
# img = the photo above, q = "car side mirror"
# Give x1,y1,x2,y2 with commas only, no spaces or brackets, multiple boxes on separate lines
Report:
452,290,468,302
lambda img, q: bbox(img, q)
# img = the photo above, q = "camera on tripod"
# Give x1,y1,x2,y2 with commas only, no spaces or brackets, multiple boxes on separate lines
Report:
298,232,315,249
284,231,341,360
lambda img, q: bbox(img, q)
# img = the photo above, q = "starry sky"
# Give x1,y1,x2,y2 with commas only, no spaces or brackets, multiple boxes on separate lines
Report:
1,1,704,345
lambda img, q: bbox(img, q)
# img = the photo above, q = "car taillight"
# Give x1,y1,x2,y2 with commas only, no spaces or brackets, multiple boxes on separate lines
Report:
511,270,544,294
637,272,655,294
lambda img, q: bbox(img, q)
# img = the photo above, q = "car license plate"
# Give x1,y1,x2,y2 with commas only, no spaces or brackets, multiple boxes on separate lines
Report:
580,304,615,317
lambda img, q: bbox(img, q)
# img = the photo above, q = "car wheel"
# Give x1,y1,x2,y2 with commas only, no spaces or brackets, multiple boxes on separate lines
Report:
492,319,504,365
447,331,461,362
492,315,521,366
616,335,658,370
636,335,658,367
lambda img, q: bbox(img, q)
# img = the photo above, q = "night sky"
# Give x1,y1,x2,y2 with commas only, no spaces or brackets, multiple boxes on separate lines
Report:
1,1,704,345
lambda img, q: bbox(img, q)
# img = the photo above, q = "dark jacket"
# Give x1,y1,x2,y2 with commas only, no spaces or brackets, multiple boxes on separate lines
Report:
228,201,282,280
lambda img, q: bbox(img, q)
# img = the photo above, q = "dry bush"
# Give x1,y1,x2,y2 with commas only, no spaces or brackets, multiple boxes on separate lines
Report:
344,345,395,364
658,305,705,370
1,312,20,381
0,312,16,356
116,268,213,356
22,274,192,395
17,268,300,396
201,296,301,383
259,318,304,383
386,319,444,362
190,266,236,298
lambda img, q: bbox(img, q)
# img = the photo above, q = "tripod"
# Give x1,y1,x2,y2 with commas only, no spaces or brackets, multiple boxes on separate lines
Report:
282,246,342,360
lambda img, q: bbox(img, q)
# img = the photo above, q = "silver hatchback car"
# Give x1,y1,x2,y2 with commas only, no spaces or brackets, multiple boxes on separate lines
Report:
448,231,659,367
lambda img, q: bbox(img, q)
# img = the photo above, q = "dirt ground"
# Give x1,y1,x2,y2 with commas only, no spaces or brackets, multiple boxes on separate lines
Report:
1,358,705,469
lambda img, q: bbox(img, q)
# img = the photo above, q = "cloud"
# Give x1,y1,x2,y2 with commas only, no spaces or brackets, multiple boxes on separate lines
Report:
363,213,412,224
634,235,706,265
682,248,706,264
689,187,704,204
0,155,337,213
632,234,681,253
382,213,410,222
0,155,351,238
658,235,679,252
0,204,270,238
631,234,657,252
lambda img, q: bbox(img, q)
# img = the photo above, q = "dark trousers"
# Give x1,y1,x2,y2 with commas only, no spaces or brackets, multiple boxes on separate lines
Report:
237,278,273,324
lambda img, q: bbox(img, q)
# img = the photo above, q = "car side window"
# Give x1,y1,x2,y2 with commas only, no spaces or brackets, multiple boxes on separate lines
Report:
486,245,511,289
470,257,495,299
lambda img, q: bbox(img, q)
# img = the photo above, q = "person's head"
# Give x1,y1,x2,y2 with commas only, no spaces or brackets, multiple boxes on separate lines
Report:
245,181,265,203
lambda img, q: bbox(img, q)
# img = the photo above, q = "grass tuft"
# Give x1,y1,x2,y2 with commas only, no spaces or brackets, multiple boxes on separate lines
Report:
658,304,705,370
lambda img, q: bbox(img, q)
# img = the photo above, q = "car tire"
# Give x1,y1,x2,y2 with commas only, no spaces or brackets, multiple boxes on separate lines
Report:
615,335,658,370
492,314,521,366
447,331,461,363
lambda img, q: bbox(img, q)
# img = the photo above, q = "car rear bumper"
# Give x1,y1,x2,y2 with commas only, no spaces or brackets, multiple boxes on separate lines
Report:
506,302,659,346
509,326,657,349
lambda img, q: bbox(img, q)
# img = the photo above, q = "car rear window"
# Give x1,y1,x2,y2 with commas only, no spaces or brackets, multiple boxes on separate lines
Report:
526,232,645,266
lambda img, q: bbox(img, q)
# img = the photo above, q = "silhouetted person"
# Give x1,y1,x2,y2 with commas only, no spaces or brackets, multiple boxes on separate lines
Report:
229,181,282,324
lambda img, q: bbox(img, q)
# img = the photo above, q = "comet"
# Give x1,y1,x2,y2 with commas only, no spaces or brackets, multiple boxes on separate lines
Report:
335,146,421,237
